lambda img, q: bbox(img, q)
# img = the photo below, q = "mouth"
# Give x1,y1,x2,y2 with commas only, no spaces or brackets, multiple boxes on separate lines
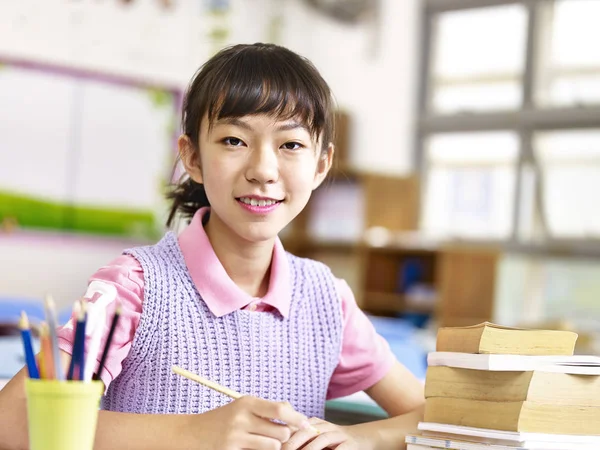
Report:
236,196,283,207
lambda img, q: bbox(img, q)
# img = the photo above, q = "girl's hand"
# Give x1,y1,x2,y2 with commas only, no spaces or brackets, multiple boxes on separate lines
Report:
187,396,310,450
282,417,370,450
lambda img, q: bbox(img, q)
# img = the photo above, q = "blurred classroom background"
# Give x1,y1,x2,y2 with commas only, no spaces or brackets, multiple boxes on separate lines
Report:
0,0,599,417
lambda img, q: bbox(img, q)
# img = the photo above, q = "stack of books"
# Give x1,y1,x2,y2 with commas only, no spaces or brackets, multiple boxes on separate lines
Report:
406,322,600,450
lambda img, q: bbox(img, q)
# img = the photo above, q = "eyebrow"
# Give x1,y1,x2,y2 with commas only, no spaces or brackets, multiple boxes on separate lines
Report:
217,117,253,131
216,118,309,134
275,121,309,133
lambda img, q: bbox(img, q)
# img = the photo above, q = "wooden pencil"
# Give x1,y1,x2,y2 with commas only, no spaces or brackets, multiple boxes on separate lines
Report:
171,365,242,399
39,322,55,379
171,365,320,433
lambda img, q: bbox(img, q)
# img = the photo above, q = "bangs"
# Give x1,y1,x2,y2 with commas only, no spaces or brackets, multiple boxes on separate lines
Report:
203,48,331,141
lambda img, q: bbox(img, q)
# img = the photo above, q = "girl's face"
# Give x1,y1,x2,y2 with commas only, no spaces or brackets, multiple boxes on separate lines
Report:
180,113,333,244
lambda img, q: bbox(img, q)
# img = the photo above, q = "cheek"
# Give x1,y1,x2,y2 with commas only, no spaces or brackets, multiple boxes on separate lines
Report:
202,158,232,182
282,162,317,192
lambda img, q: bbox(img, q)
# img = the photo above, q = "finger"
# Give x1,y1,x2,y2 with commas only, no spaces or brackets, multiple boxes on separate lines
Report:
241,433,282,450
250,398,309,430
308,417,325,425
281,425,320,450
333,442,358,450
303,431,348,450
249,415,292,443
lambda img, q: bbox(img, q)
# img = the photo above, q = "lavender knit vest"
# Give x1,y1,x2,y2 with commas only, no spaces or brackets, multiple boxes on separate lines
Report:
102,232,343,418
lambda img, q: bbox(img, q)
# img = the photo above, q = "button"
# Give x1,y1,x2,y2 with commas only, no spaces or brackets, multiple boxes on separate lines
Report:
250,303,257,311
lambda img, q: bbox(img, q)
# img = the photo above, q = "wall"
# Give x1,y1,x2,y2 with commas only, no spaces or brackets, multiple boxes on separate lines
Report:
0,0,420,306
0,0,419,172
278,0,420,175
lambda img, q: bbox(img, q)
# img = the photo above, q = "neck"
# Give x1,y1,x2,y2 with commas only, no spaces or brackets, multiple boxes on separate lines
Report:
204,213,274,298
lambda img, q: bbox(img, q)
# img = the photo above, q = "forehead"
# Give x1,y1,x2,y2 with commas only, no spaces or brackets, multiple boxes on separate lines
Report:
206,113,313,135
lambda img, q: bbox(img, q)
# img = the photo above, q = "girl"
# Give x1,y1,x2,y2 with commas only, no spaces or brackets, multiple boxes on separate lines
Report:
0,43,424,450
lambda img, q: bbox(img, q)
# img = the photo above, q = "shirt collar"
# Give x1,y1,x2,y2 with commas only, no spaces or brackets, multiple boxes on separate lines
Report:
178,207,291,318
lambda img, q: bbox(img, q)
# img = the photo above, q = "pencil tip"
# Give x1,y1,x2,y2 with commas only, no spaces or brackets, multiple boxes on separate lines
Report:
79,298,87,320
44,294,55,308
19,311,29,329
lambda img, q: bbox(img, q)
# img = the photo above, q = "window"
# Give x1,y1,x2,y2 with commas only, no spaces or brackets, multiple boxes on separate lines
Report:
430,5,527,114
537,0,600,107
534,130,600,238
419,0,600,250
422,132,519,239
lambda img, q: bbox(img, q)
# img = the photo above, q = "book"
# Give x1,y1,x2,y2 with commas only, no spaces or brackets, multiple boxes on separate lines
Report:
436,322,578,356
406,435,528,449
425,366,600,405
406,434,528,449
417,422,600,449
427,352,600,375
407,432,597,450
424,397,600,435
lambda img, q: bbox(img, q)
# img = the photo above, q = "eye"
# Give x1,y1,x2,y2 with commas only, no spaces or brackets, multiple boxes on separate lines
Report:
223,137,245,147
281,141,303,151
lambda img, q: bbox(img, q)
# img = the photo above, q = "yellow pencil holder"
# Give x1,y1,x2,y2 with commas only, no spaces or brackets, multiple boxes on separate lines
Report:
25,378,103,450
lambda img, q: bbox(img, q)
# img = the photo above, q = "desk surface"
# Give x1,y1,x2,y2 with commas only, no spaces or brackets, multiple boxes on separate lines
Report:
326,392,387,418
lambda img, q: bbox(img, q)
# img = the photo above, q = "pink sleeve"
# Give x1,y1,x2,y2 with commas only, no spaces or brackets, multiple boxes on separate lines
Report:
56,254,144,390
327,279,396,400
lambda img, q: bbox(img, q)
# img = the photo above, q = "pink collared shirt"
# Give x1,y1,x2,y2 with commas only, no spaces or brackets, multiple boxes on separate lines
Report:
57,209,395,399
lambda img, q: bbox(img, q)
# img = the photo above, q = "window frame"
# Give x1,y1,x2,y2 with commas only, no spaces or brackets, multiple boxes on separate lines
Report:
415,0,600,257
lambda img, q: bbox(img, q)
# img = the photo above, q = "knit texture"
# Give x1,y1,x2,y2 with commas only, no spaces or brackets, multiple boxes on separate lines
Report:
102,232,344,418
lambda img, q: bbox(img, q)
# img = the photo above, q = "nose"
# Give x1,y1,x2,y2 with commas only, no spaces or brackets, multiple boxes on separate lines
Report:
245,145,279,185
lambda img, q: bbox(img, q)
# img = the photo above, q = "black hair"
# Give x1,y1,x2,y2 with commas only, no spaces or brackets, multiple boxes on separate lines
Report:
166,42,336,227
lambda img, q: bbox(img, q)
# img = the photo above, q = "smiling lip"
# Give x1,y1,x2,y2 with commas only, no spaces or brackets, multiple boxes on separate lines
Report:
236,195,283,215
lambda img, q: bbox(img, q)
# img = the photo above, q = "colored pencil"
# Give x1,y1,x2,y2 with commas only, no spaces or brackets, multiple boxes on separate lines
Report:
43,294,64,381
39,322,55,379
67,300,87,381
94,301,122,382
18,311,39,379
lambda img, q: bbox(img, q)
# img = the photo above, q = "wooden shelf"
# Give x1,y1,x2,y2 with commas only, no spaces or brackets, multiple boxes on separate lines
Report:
283,109,500,327
281,235,359,253
362,291,436,315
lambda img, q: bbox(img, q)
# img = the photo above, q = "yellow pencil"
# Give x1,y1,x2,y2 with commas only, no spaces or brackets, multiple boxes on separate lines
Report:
171,365,242,399
171,365,319,434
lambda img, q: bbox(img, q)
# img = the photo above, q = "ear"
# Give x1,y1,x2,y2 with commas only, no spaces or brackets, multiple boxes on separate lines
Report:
312,142,334,190
178,135,203,184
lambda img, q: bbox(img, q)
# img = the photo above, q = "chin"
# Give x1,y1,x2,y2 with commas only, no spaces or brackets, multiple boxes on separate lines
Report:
238,223,282,244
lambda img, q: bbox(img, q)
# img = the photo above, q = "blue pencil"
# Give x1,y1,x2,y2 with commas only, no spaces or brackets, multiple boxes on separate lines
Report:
19,311,39,379
76,300,87,381
67,300,87,381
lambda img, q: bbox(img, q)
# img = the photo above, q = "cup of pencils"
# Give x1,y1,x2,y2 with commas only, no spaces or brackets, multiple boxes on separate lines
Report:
20,296,121,450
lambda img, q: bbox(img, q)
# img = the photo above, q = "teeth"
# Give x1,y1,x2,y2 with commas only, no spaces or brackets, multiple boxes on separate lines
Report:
239,197,279,206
